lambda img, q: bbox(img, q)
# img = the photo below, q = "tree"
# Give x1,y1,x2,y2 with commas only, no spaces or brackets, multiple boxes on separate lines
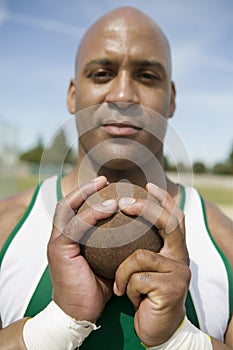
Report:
228,144,233,164
42,129,76,165
20,130,76,165
163,156,176,172
213,143,233,175
213,163,232,175
193,162,206,174
20,138,44,163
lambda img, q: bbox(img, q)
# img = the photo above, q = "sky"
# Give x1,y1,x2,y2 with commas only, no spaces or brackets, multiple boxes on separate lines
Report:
0,0,232,166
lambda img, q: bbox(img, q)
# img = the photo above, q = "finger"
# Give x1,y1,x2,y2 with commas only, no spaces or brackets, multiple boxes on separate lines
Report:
146,183,184,230
51,176,108,239
125,271,167,309
62,199,118,243
114,250,173,296
132,192,187,261
118,197,179,234
118,198,188,263
48,199,118,262
126,267,190,310
66,176,108,211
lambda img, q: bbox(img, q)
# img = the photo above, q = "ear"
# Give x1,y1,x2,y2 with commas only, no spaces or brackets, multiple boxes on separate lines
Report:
67,79,77,114
168,81,176,118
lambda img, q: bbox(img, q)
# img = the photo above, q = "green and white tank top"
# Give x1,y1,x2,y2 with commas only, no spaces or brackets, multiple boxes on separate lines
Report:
0,176,232,348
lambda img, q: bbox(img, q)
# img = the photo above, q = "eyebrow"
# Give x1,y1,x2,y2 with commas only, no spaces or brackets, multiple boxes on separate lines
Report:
83,59,115,72
133,59,167,75
83,58,166,74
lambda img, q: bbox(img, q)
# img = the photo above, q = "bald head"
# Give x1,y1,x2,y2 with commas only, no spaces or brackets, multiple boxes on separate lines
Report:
76,7,172,77
67,6,176,167
68,6,176,119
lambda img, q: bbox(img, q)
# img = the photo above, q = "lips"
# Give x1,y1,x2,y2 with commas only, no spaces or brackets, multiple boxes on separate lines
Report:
101,122,142,136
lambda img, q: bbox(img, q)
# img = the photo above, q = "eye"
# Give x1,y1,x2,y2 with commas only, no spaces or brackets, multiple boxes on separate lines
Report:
87,70,115,83
136,71,161,84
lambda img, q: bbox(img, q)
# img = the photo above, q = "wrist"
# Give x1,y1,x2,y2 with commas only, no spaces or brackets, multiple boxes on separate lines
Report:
23,300,100,350
141,317,213,350
139,312,186,348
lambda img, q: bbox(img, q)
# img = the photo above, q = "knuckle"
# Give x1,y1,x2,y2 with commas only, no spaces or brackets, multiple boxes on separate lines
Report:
63,215,79,236
139,272,151,282
161,191,172,206
79,181,99,201
55,198,68,211
68,214,93,240
164,191,171,201
78,184,89,200
133,248,148,262
166,214,180,233
129,272,146,287
54,199,72,221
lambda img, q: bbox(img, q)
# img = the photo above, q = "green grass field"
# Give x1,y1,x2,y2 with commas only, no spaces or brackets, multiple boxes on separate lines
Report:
195,186,233,205
0,174,39,198
1,173,232,204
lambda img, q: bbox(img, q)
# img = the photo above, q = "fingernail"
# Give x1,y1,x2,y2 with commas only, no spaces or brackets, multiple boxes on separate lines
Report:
113,282,119,295
102,199,116,206
148,182,159,190
91,176,106,182
118,197,136,208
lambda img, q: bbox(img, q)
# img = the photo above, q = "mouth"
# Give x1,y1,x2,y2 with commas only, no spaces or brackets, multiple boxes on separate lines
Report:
101,122,142,136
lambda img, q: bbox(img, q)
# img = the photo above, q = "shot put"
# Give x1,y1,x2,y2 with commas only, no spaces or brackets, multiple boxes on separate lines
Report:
79,182,163,279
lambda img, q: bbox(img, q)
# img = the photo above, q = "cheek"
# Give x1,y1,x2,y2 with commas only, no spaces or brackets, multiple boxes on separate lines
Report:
78,127,107,151
142,89,171,118
76,83,108,111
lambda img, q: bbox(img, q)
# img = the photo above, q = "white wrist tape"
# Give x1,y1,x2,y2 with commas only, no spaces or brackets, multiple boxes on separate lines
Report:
144,316,213,350
23,300,99,350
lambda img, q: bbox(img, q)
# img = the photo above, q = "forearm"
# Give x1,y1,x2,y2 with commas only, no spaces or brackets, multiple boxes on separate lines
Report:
0,318,28,350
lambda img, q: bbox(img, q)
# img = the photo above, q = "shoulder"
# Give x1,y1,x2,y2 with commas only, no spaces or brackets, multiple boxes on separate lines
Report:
0,187,36,250
203,198,233,270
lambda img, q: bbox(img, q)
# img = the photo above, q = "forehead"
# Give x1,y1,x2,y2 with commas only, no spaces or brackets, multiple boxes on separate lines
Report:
76,16,171,75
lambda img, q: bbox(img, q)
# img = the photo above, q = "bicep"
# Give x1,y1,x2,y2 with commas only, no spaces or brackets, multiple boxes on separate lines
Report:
0,206,27,251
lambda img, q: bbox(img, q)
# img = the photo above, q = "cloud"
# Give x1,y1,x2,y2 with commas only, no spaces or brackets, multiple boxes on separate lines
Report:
0,0,84,38
10,12,84,38
0,0,9,25
172,43,233,95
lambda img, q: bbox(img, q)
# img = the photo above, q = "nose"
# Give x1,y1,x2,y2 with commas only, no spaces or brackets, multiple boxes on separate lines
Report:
105,71,139,109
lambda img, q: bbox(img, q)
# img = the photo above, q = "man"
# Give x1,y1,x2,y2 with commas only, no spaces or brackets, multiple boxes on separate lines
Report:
0,6,232,349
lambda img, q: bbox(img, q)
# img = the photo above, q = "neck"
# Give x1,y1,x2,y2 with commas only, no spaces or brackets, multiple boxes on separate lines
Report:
63,146,178,199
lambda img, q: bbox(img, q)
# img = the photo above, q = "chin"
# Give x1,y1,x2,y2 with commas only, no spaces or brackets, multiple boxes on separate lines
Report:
100,159,139,171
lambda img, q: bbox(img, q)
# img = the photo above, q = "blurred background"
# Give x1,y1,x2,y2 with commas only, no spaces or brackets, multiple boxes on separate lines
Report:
0,0,232,218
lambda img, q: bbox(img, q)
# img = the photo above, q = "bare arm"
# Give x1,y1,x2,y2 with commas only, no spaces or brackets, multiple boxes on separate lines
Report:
0,318,29,350
0,187,35,250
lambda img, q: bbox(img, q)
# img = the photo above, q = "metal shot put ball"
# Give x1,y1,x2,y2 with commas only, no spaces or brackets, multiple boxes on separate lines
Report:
79,182,163,279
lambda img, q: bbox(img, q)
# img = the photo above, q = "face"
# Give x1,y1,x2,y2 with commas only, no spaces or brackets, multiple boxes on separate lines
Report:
68,13,176,170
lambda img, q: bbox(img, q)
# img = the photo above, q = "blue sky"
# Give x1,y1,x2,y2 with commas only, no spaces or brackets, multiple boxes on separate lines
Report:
0,0,232,166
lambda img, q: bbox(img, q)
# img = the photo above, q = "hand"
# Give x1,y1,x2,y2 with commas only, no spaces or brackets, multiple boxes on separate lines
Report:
47,176,118,322
114,183,191,347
